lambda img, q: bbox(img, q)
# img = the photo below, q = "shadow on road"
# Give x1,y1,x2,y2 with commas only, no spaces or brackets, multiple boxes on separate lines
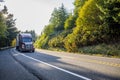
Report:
10,49,120,80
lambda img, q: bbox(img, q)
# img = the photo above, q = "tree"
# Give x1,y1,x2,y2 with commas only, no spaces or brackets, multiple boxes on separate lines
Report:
64,0,103,52
0,5,18,47
35,4,68,49
73,0,88,16
49,4,68,31
64,13,76,30
0,12,7,38
97,0,120,41
2,6,8,14
6,14,18,46
0,12,7,48
64,0,88,30
43,24,54,35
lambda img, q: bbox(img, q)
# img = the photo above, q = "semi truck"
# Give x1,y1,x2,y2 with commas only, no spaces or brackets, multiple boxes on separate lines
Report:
16,33,35,52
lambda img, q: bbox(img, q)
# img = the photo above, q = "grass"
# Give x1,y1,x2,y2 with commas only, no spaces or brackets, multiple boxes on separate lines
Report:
78,43,120,58
48,47,66,52
38,42,120,58
46,43,120,58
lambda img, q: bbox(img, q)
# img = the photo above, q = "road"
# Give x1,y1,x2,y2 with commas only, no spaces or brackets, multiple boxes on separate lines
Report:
0,48,120,80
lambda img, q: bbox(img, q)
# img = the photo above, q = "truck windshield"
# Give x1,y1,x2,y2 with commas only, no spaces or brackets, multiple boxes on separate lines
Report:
22,37,32,42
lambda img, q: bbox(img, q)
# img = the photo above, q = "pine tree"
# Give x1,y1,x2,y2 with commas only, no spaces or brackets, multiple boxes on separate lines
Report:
49,4,68,31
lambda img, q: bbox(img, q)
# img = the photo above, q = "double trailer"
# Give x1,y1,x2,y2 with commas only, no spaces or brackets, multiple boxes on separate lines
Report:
16,33,35,52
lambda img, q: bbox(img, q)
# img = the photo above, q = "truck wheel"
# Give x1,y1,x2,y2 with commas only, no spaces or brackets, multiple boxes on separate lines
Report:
32,50,34,53
16,46,18,50
19,48,23,52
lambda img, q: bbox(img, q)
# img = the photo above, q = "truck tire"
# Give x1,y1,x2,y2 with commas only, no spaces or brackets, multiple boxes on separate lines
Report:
32,50,34,53
16,46,18,50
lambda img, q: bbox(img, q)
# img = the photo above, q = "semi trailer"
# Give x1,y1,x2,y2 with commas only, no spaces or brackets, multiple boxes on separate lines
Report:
16,33,35,52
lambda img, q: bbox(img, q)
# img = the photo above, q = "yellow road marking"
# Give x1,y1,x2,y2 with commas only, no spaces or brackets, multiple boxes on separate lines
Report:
37,49,120,68
80,59,120,68
62,56,120,68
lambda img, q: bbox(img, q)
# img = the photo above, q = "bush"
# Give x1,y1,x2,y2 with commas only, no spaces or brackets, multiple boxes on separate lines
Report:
11,38,16,47
34,34,49,49
48,30,71,48
78,43,120,57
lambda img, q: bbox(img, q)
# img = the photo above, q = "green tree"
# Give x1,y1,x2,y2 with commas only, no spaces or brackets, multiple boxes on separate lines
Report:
97,0,120,41
6,14,18,46
0,12,7,48
35,4,68,49
0,5,18,47
0,12,7,38
50,4,68,31
43,24,54,35
64,13,76,30
48,30,71,48
64,0,88,30
2,6,8,14
76,0,103,43
64,0,103,52
74,0,88,16
35,34,49,48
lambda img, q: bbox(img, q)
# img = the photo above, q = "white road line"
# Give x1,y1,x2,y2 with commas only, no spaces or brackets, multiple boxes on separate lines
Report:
13,49,91,80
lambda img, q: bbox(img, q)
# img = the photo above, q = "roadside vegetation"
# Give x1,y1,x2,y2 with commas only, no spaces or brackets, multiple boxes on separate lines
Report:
0,3,37,48
78,43,120,57
35,0,120,57
0,5,19,48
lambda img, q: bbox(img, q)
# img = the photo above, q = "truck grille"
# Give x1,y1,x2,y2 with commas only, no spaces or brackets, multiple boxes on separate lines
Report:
26,44,32,49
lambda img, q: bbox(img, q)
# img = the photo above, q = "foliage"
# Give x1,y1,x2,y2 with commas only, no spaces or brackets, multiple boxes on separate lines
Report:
11,38,16,47
35,0,120,57
49,4,68,31
0,5,18,48
97,0,120,41
35,4,69,49
0,12,7,38
73,0,88,15
48,30,72,48
64,33,78,52
43,24,54,35
64,0,88,30
64,14,76,30
35,34,49,49
78,43,120,57
6,14,18,45
64,0,103,52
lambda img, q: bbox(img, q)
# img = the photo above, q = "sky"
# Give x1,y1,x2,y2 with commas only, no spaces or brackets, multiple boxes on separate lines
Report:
2,0,74,35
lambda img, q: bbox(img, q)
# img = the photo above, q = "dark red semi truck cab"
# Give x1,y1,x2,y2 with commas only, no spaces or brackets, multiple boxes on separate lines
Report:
16,33,35,52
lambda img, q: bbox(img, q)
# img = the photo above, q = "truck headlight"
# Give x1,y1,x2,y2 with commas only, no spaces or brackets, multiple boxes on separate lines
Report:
22,44,25,48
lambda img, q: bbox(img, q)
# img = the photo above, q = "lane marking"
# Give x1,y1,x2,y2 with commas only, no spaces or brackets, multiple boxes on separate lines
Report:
77,58,120,68
61,56,120,67
13,49,91,80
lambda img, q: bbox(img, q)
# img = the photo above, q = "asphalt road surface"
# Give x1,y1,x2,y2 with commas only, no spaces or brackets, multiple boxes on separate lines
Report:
0,48,120,80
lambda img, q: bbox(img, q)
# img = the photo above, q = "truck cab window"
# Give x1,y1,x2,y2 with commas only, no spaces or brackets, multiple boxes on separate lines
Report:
22,38,32,42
